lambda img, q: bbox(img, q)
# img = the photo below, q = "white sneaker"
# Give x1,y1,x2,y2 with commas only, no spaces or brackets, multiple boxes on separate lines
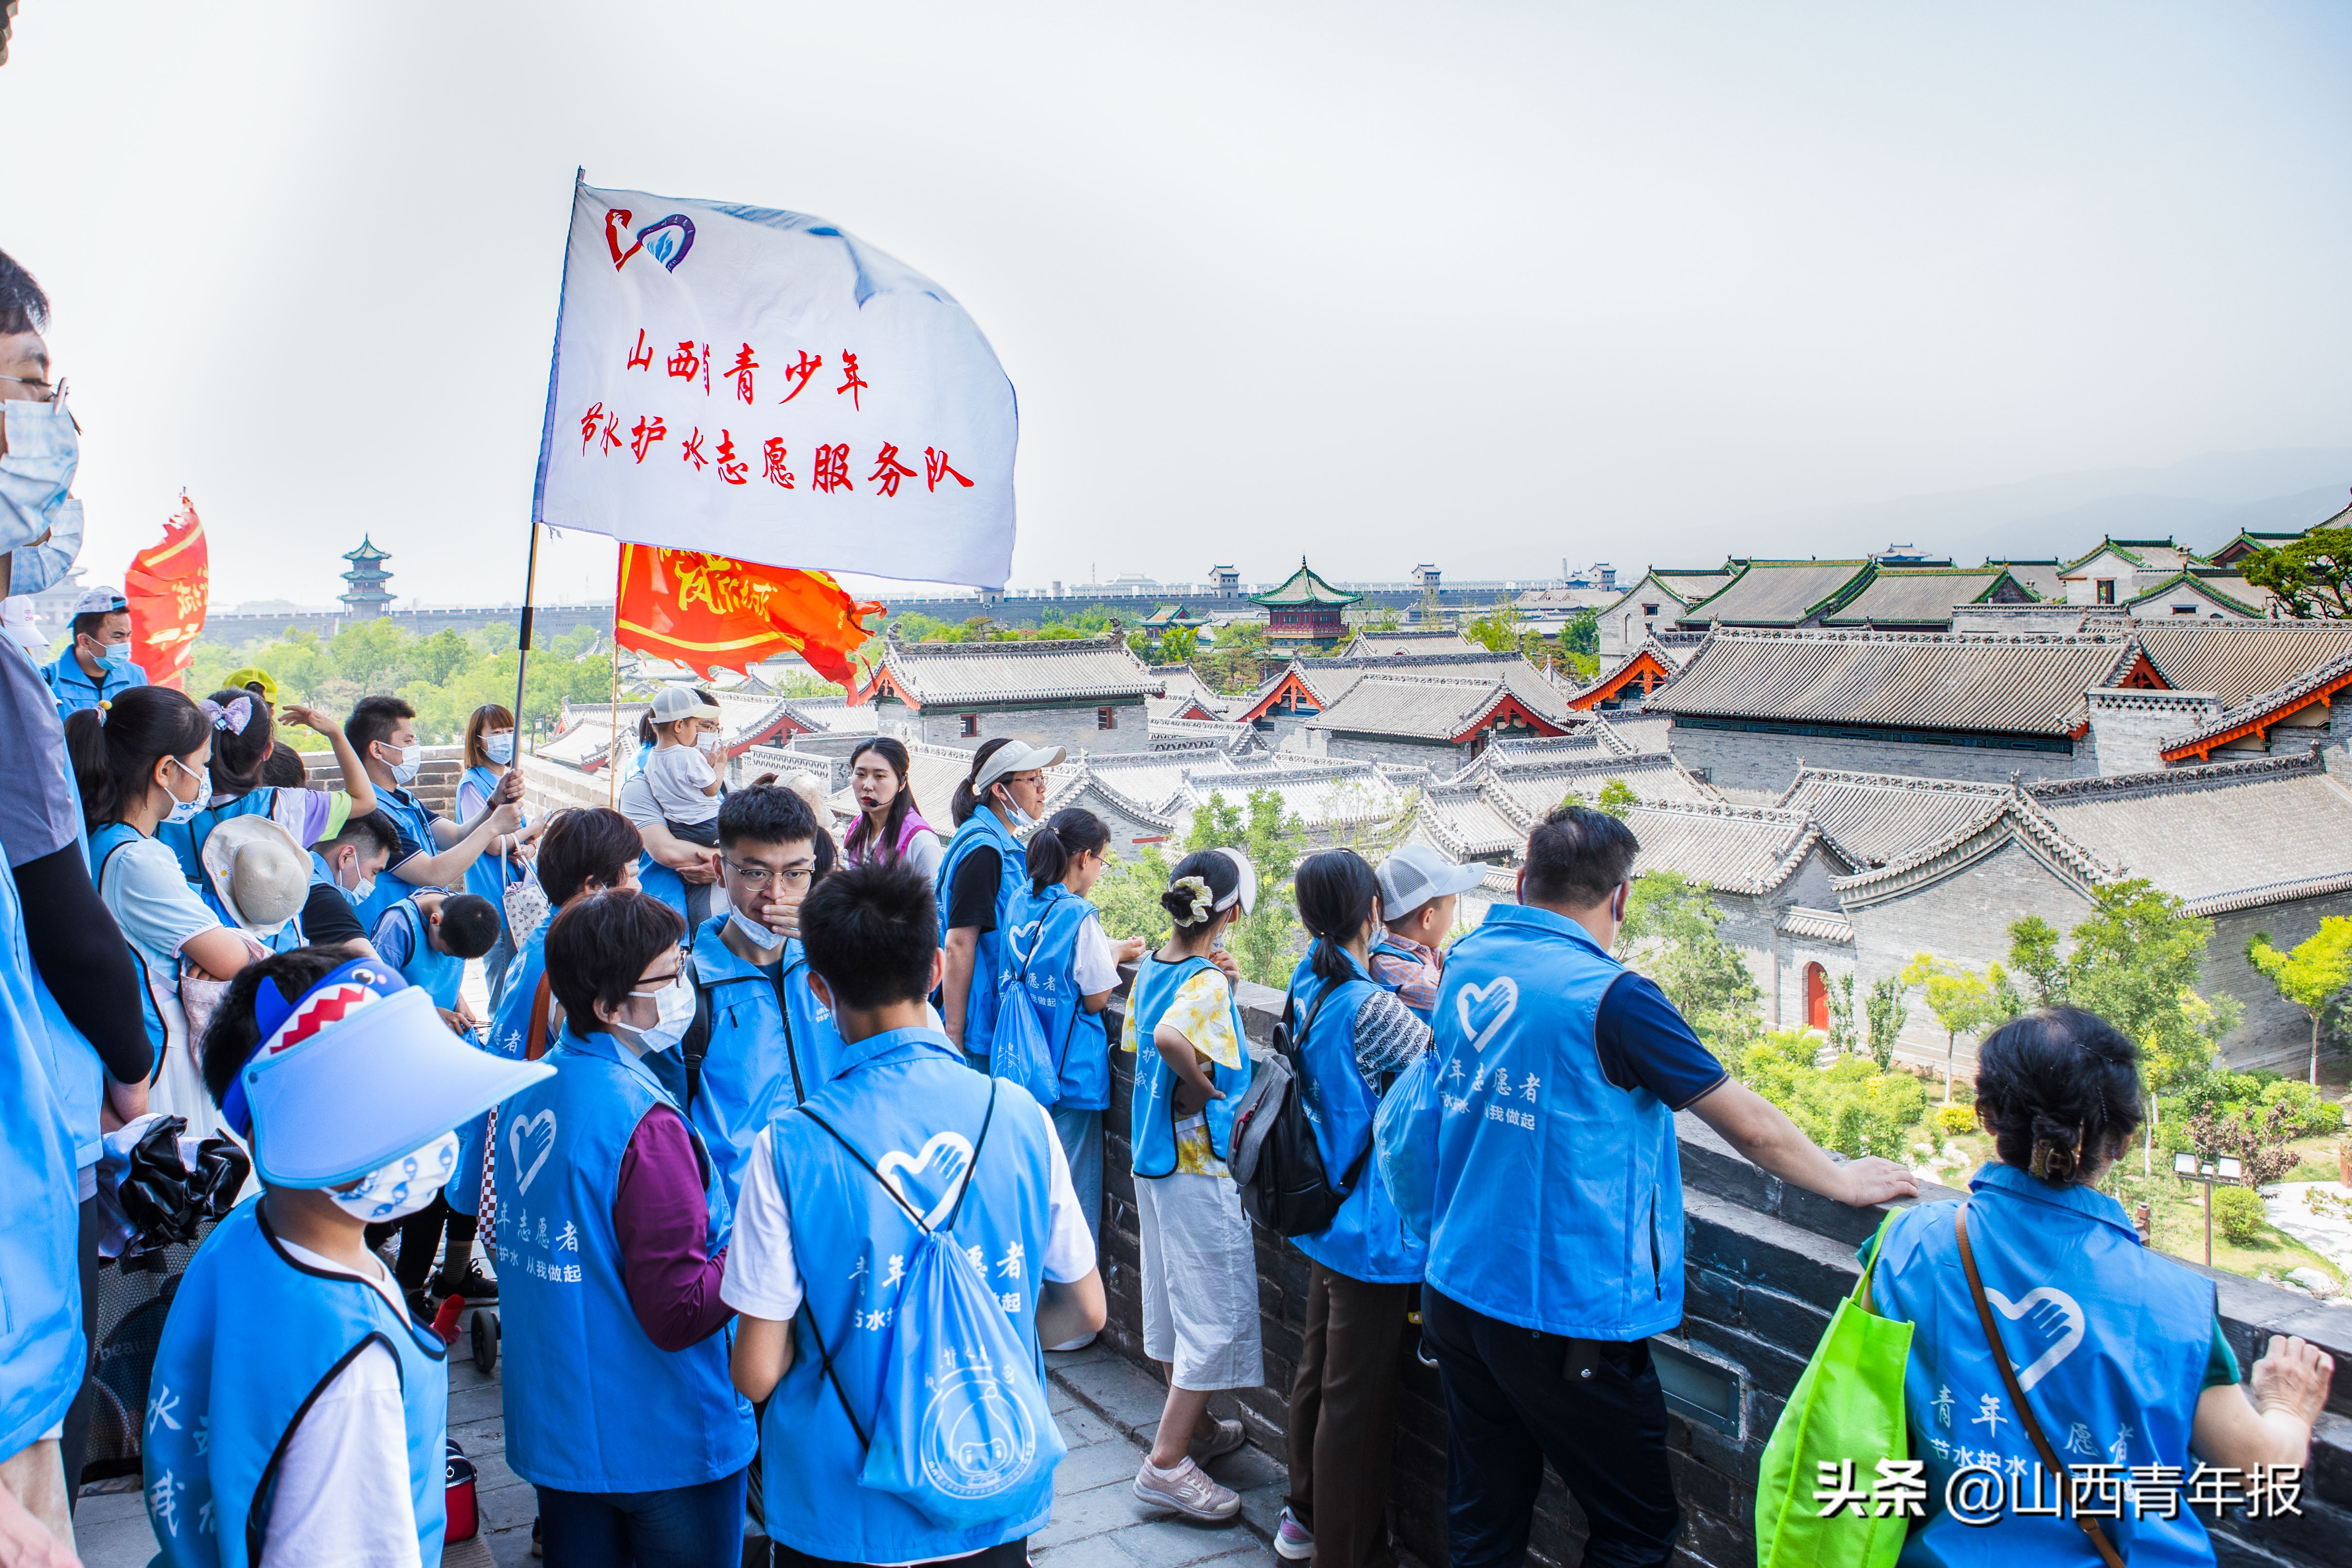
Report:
1133,1455,1240,1521
1275,1506,1314,1561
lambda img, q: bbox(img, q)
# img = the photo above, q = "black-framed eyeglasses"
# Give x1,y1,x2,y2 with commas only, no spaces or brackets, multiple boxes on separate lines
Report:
724,861,815,890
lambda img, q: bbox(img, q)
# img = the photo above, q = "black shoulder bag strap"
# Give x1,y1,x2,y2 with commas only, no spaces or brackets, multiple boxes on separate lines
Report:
790,1083,1002,1450
1294,981,1376,1195
769,957,806,1106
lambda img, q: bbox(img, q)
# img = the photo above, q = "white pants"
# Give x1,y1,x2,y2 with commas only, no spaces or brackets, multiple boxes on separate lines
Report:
1135,1172,1265,1391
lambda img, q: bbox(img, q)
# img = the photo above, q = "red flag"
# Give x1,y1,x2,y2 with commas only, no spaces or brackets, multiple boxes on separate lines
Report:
126,494,210,690
613,546,883,693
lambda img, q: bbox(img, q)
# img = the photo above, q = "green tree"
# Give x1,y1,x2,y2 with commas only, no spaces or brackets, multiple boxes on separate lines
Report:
1560,608,1599,656
1735,1031,1928,1159
1183,787,1309,987
1157,624,1199,664
2246,917,2352,1085
1360,604,1404,633
1200,621,1271,695
1615,871,1761,1055
1822,971,1860,1057
1595,777,1637,819
2007,879,2240,1174
1462,596,1530,654
2238,527,2352,619
1093,844,1177,946
1898,955,2014,1104
1863,975,1910,1072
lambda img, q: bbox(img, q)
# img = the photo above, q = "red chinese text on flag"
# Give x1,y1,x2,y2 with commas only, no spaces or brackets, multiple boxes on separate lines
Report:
125,495,209,690
613,546,884,693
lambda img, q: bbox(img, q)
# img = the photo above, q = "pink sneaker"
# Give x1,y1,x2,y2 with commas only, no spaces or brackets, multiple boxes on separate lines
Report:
1133,1455,1240,1521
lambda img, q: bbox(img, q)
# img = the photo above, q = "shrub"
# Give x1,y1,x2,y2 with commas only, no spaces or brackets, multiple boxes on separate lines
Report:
2258,1079,2348,1139
2212,1185,2267,1246
1736,1031,1927,1160
1935,1104,1977,1139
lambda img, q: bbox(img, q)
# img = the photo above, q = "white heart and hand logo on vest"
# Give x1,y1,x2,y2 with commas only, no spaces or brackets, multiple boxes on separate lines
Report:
1456,978,1518,1053
508,1110,558,1197
878,1132,976,1231
1983,1285,2086,1392
1010,921,1042,958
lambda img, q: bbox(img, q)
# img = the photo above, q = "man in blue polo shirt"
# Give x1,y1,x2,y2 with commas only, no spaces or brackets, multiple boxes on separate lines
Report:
1419,805,1918,1568
39,584,145,715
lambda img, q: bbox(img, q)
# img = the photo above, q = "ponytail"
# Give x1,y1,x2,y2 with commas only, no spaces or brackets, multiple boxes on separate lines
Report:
1026,807,1110,895
953,738,1014,827
1295,848,1379,986
64,687,213,830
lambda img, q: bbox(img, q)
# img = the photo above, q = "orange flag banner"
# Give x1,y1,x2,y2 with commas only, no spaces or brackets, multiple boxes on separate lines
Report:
126,494,210,690
613,546,884,693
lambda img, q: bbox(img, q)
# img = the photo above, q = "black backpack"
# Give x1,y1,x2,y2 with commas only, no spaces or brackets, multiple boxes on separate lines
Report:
1231,985,1371,1238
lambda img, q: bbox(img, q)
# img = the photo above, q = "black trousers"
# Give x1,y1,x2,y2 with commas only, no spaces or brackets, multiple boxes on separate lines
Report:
1420,1286,1679,1568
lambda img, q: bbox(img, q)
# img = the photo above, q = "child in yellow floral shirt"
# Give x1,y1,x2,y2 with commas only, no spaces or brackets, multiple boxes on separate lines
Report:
1120,847,1263,1522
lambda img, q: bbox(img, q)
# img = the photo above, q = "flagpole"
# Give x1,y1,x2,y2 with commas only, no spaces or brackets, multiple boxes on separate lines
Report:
607,553,622,807
511,519,542,754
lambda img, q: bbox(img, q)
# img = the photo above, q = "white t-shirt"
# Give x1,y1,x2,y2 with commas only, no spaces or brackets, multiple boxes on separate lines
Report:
1070,909,1121,997
262,1242,424,1568
722,1099,1096,1323
641,744,721,825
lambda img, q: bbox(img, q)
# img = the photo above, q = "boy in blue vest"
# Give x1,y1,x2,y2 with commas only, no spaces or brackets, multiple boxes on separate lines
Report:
342,695,521,932
146,947,550,1568
1414,804,1917,1568
682,783,844,1213
727,860,1106,1568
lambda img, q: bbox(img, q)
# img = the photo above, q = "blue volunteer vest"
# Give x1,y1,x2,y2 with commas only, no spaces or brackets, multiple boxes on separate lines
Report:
31,968,103,1174
487,913,555,1063
1369,934,1437,1022
0,857,81,1462
377,897,465,1010
935,808,1027,1065
494,1029,754,1492
1288,955,1427,1285
144,1199,447,1568
91,822,173,1063
356,787,440,930
1004,884,1111,1111
155,786,281,892
1875,1164,2219,1568
1125,954,1253,1178
1426,904,1681,1339
760,1027,1062,1563
684,913,847,1212
459,764,526,921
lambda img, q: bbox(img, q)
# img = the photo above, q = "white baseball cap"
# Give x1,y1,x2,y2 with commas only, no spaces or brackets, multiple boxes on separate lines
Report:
74,585,129,616
1377,844,1486,918
972,740,1067,793
200,815,311,938
650,686,722,723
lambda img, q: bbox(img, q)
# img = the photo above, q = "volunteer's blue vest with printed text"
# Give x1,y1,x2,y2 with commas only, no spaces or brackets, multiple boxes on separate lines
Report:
761,1027,1062,1563
1288,954,1427,1285
1874,1164,2218,1568
494,1029,754,1492
684,913,847,1212
1126,954,1253,1178
155,785,282,895
1369,934,1437,1022
91,822,171,1061
1004,883,1111,1111
378,897,466,1010
487,912,555,1062
356,786,439,930
935,807,1027,1065
1426,903,1682,1338
460,764,526,922
0,856,82,1461
144,1199,446,1568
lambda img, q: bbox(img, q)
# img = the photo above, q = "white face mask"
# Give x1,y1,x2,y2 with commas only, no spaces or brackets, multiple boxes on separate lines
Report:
377,740,422,786
729,907,788,952
336,854,376,906
484,731,514,766
696,731,723,757
160,756,205,827
0,397,86,596
618,973,694,1053
327,1132,459,1223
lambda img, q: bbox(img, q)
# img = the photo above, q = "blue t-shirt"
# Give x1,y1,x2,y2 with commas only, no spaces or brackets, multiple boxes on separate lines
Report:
1593,972,1727,1111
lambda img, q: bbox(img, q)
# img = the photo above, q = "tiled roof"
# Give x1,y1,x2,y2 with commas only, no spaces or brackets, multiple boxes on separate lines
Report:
764,696,878,735
2159,646,2352,760
1625,801,1825,896
1990,560,2066,600
1294,650,1577,726
1650,628,2142,736
2131,621,2352,707
1251,560,1361,607
1414,782,1528,859
1341,629,1477,657
1596,712,1675,754
2123,571,2274,618
868,633,1161,708
1829,793,2114,910
1147,663,1229,718
1772,768,2009,869
2058,537,2197,577
1778,906,1855,944
1676,561,1876,627
1305,675,1567,743
1183,758,1415,830
2025,753,2352,914
1147,715,1259,751
1820,568,2025,627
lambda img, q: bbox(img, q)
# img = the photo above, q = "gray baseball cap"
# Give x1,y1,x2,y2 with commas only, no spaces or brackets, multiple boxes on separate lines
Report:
1377,844,1486,918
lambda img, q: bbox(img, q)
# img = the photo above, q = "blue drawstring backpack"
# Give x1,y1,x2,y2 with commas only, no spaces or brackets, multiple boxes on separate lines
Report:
1375,1050,1441,1243
988,931,1059,1108
799,1085,1068,1527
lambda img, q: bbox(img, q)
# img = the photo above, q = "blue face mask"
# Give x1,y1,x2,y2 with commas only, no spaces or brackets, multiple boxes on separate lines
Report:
99,640,132,668
377,741,422,787
0,397,85,596
484,731,514,766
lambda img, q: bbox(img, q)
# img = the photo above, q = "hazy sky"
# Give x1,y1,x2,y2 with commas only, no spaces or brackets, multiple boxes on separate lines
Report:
8,2,2351,606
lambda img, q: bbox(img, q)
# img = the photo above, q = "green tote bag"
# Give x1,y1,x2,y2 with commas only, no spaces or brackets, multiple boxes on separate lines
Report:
1755,1207,1915,1568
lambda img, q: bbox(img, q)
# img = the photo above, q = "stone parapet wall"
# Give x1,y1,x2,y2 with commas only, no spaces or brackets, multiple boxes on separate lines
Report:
1093,975,2352,1568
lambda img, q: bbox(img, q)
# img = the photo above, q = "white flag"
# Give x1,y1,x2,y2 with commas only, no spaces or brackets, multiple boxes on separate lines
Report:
532,180,1017,589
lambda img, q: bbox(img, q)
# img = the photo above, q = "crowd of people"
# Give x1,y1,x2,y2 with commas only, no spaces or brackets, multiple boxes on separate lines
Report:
0,241,2337,1568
